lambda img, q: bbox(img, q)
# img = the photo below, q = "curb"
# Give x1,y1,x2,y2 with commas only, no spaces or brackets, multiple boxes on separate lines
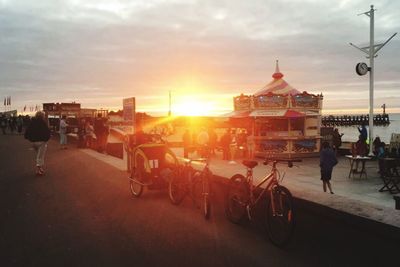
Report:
212,173,400,241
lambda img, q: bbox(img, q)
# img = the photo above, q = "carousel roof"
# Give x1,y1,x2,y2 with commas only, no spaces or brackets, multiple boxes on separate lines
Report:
254,60,301,96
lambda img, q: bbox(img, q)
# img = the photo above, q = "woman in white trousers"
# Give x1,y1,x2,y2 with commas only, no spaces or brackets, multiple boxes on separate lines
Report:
24,111,51,176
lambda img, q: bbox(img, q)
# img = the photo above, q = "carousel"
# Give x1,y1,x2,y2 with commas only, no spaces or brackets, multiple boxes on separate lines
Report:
228,61,323,158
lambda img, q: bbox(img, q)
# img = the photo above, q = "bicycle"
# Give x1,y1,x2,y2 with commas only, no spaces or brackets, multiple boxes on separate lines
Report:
225,158,301,247
169,156,213,220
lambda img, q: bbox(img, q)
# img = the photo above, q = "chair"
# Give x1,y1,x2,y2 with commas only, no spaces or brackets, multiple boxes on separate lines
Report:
378,158,400,194
389,133,400,151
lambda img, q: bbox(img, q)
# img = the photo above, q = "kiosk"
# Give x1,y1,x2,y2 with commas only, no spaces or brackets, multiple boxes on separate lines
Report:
228,61,323,158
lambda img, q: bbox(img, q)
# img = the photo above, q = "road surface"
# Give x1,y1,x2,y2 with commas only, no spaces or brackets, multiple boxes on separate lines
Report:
0,134,398,266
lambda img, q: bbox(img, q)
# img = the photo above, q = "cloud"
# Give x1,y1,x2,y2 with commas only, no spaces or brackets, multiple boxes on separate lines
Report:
0,0,399,114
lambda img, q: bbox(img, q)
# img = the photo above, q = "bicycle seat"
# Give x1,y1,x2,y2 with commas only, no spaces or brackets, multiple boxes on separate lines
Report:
242,160,258,169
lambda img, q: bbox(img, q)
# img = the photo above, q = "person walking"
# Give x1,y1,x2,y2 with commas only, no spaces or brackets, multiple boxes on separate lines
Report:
0,116,7,134
17,115,23,134
220,129,231,161
24,111,51,176
84,120,94,148
94,113,108,153
320,141,337,194
208,128,217,155
246,130,255,159
59,115,68,149
182,128,191,158
196,127,209,157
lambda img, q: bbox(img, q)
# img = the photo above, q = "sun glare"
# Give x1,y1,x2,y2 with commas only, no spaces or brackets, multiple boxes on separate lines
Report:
173,98,214,116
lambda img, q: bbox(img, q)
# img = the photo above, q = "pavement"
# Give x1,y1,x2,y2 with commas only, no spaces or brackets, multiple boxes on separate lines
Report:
3,134,400,266
79,134,400,237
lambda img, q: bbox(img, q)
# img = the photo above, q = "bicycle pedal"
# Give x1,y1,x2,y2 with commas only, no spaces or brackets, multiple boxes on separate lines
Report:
246,205,252,220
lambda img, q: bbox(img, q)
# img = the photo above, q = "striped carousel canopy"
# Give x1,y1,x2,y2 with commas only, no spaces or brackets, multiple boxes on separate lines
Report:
254,60,301,96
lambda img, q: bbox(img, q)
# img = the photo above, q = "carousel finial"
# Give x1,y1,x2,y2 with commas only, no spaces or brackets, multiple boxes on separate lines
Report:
272,59,283,79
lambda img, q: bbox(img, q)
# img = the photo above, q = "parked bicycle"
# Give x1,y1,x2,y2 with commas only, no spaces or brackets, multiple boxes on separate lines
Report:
168,155,213,220
225,158,301,247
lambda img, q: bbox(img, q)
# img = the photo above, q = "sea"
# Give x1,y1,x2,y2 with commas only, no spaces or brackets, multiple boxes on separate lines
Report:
335,113,400,143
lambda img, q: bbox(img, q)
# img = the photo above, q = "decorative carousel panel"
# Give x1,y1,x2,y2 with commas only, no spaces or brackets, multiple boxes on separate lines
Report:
259,140,288,153
292,139,317,153
234,94,251,110
254,94,288,108
291,93,320,108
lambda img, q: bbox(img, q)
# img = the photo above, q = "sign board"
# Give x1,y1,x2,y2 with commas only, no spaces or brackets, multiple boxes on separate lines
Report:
123,97,135,134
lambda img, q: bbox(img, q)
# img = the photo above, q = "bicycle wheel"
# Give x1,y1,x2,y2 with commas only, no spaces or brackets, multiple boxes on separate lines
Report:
168,169,187,205
192,171,210,219
129,168,143,197
265,185,295,247
225,174,249,224
192,171,211,220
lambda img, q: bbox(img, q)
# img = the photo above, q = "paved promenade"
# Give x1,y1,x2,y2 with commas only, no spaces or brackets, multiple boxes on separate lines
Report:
100,134,400,232
1,134,399,266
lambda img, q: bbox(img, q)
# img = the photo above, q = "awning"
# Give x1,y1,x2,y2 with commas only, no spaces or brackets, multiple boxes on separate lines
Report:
284,109,305,118
222,110,251,118
224,109,308,118
249,109,305,118
249,110,286,117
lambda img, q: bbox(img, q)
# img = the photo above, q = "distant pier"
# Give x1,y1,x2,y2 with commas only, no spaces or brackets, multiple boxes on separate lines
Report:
321,113,390,127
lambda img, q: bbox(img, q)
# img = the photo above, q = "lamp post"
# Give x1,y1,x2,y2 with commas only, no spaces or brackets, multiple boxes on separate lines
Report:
168,90,172,117
350,5,397,156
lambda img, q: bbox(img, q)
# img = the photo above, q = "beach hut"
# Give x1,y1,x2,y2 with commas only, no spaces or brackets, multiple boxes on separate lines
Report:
227,61,323,158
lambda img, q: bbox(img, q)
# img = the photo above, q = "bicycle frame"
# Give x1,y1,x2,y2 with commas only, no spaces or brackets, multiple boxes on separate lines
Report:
181,157,211,196
246,162,279,208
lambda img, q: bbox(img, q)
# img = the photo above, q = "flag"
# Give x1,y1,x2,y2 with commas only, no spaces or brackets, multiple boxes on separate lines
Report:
23,105,26,112
9,96,11,106
3,97,5,106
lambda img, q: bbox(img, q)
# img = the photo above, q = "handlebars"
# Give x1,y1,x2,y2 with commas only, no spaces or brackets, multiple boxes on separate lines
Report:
263,158,302,168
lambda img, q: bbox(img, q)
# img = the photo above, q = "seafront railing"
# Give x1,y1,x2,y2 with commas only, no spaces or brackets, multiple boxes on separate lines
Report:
321,114,389,127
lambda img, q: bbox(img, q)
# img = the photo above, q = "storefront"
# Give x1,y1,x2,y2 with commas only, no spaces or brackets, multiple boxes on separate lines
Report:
43,102,102,132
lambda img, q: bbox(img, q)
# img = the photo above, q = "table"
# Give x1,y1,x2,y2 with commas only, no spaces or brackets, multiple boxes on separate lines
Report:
345,155,372,179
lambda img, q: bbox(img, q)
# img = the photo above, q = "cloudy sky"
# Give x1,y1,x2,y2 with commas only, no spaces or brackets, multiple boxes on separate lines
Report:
0,0,399,115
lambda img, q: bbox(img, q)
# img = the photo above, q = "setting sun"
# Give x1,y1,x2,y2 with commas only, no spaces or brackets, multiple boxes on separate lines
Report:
172,96,215,116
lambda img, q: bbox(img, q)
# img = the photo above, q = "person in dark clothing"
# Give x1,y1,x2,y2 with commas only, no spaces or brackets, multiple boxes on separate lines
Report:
373,136,382,156
135,128,148,146
332,128,343,153
358,123,367,142
0,116,7,134
94,114,107,153
220,129,232,161
208,128,217,155
17,115,23,134
320,141,338,194
24,111,51,176
182,129,192,158
355,135,368,156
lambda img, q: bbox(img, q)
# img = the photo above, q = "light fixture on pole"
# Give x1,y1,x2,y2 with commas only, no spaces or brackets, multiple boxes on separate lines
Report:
349,5,397,156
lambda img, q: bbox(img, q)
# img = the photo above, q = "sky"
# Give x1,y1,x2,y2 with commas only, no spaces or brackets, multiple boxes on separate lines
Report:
0,0,399,116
